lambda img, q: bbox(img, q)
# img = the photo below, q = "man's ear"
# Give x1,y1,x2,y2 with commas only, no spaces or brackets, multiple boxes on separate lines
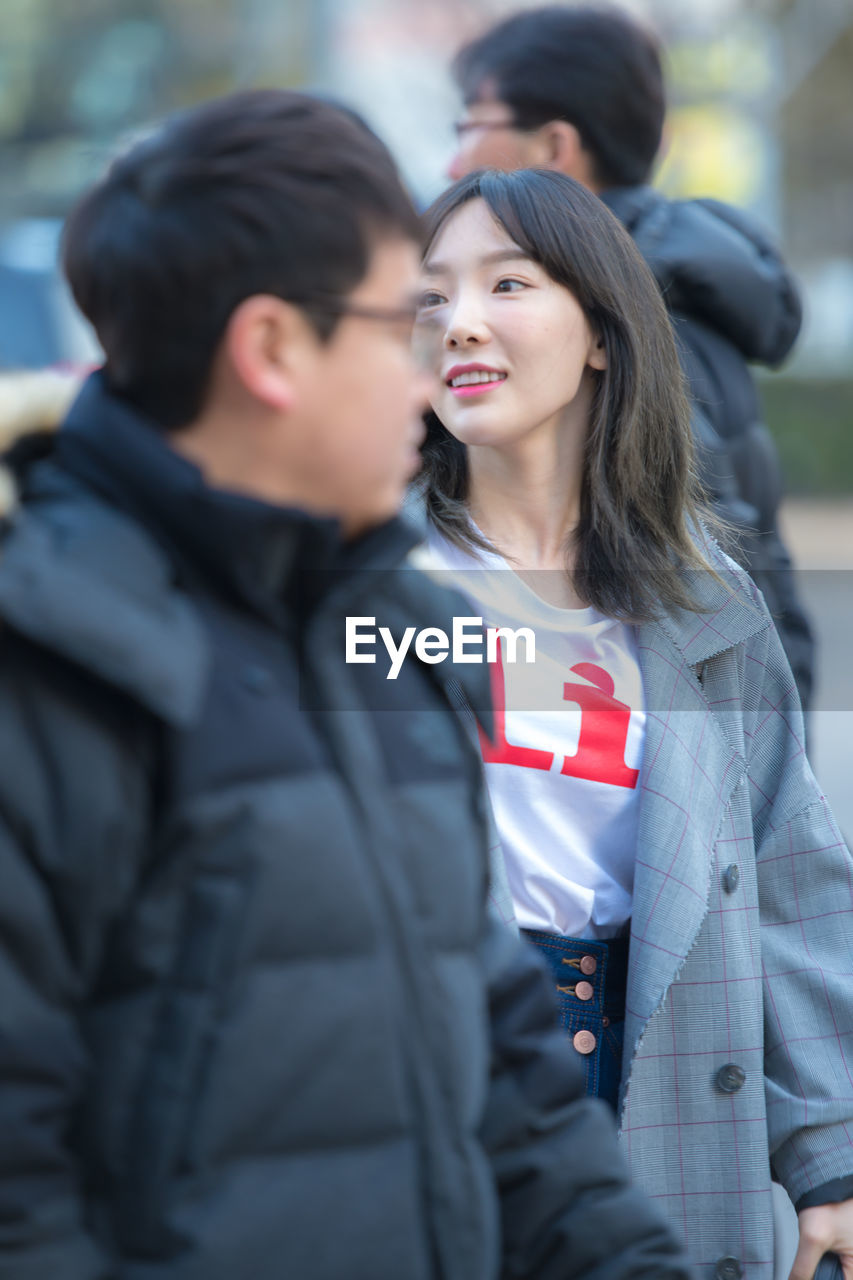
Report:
223,294,312,412
538,120,598,190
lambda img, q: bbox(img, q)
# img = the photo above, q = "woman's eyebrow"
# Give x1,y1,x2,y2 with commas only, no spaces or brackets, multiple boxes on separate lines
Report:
422,248,535,275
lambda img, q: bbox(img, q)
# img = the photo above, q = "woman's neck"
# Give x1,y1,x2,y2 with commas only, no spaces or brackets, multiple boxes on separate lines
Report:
466,432,583,571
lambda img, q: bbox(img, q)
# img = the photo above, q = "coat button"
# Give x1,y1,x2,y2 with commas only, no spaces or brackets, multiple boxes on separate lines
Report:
722,863,740,893
575,981,594,1001
715,1063,746,1094
579,954,597,975
714,1256,743,1280
573,1030,596,1054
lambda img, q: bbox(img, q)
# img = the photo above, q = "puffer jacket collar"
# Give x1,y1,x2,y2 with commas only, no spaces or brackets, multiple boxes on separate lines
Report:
0,373,423,725
54,373,419,627
0,477,211,727
600,184,801,366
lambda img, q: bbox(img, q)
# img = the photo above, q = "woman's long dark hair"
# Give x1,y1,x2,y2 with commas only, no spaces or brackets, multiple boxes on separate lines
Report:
417,168,719,621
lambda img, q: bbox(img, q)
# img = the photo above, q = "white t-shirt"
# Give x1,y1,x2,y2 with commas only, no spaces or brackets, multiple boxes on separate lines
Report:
426,526,646,939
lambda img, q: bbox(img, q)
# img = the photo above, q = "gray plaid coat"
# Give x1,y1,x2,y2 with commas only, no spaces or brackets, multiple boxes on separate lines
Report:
483,553,853,1279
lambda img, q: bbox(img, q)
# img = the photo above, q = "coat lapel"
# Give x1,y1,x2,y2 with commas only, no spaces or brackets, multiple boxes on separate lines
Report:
624,561,770,1067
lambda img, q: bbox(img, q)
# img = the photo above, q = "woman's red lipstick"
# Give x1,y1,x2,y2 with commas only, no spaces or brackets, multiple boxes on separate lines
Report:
445,363,508,398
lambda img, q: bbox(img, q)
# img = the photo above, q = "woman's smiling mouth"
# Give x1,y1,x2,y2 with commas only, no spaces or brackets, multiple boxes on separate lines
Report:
445,364,508,397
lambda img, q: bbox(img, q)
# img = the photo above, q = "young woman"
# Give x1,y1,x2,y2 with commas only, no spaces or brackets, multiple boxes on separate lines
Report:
411,168,853,1280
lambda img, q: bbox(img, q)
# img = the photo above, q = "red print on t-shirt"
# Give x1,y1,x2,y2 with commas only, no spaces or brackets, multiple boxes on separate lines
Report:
479,640,639,790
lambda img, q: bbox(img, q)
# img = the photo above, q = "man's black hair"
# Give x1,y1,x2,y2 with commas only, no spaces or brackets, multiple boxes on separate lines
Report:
62,90,421,428
452,5,665,189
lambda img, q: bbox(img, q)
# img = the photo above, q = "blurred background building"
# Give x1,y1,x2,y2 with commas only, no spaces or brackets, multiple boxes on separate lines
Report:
1,0,851,827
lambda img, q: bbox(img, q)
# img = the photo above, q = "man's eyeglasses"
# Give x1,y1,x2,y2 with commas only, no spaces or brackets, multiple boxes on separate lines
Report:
288,296,441,370
452,118,520,140
295,296,419,341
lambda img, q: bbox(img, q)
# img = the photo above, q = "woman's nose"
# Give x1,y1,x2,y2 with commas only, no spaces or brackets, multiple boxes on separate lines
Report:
443,296,489,349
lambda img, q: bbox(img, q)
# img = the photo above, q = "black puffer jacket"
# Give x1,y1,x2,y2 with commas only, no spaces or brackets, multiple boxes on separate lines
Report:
0,376,694,1280
601,186,814,710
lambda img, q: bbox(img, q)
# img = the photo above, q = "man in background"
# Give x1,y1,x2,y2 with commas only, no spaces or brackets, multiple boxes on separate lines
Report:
447,4,814,713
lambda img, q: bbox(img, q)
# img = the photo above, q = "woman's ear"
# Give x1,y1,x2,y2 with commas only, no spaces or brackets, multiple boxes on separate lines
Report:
223,294,309,412
587,334,607,372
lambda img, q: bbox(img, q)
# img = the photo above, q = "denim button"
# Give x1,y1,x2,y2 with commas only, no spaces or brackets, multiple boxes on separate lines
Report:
722,863,740,894
579,954,597,975
715,1063,746,1094
575,981,594,1001
573,1030,596,1054
714,1257,743,1280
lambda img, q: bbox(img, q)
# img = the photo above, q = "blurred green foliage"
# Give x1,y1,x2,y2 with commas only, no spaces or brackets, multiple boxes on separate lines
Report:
761,378,853,494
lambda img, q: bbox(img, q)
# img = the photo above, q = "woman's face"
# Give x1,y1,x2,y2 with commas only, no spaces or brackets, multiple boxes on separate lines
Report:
415,198,605,451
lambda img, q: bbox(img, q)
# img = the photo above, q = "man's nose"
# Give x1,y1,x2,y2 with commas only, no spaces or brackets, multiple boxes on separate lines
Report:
446,149,469,182
411,365,437,411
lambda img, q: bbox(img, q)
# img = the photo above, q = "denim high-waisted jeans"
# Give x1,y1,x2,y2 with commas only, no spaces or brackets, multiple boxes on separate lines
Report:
521,929,629,1113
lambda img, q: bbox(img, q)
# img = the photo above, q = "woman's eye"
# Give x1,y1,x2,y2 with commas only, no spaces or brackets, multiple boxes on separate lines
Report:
494,278,526,293
417,290,446,309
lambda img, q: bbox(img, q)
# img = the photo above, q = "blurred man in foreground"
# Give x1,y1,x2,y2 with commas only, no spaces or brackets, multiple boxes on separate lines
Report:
448,4,815,714
0,90,695,1279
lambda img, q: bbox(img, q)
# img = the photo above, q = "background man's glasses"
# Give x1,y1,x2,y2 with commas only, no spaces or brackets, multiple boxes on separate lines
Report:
452,119,520,140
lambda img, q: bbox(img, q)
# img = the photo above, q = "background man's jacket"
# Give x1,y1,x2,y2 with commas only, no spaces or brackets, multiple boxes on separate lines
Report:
0,375,694,1280
602,186,815,711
